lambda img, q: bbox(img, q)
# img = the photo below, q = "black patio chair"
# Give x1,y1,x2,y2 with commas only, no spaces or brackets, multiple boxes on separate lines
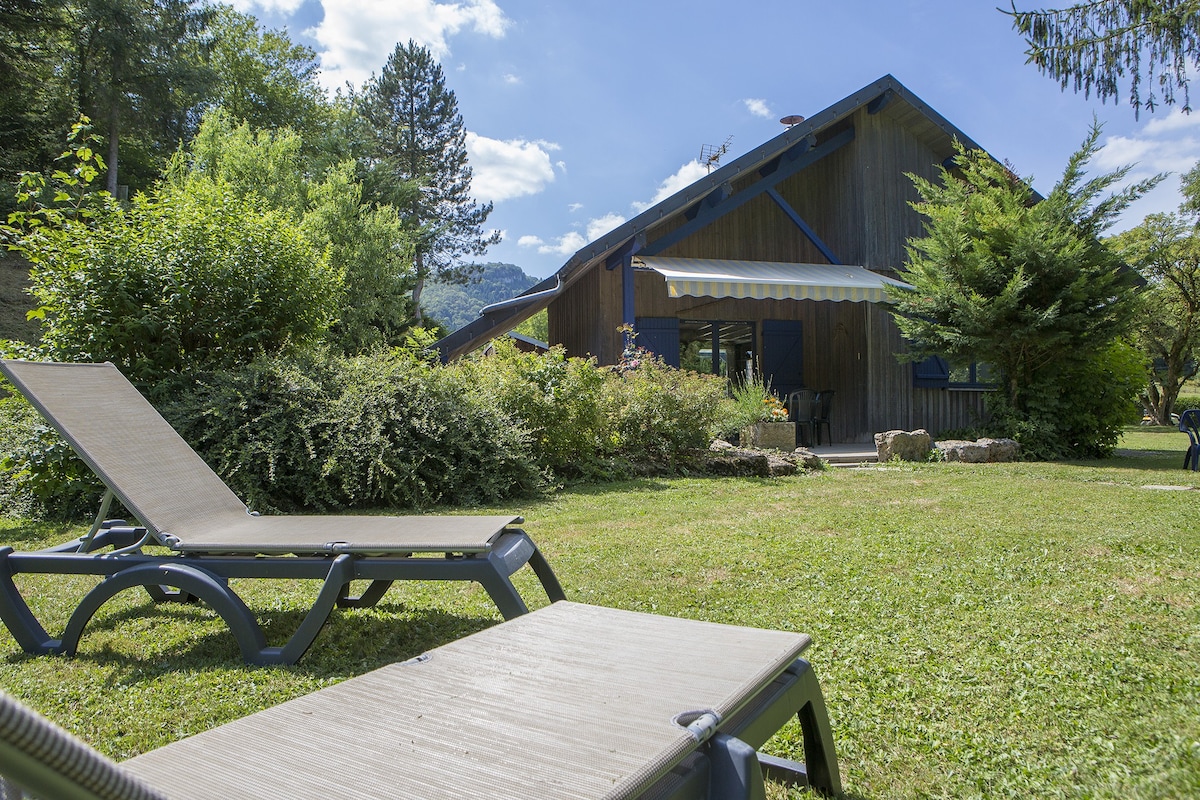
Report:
812,390,835,446
1180,409,1200,471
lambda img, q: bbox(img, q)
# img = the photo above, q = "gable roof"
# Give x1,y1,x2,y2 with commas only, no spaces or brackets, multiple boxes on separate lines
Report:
434,74,983,362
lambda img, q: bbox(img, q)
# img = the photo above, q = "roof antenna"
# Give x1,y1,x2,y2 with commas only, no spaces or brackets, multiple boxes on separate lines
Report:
699,135,733,173
780,115,805,128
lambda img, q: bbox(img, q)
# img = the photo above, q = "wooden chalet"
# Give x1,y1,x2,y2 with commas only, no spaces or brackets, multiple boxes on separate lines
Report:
435,75,993,444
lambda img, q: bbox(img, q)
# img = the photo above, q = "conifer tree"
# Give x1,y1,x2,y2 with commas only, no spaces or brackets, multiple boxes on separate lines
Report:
358,40,499,324
1005,1,1200,116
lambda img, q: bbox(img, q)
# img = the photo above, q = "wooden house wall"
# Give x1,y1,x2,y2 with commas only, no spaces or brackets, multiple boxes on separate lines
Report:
547,99,988,442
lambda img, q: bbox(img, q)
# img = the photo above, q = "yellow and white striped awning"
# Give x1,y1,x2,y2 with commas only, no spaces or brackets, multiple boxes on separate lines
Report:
637,257,911,302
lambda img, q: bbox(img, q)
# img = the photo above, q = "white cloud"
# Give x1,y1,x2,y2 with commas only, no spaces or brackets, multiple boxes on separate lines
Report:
586,213,626,240
1143,107,1200,136
518,212,626,257
465,132,557,203
631,160,710,212
226,0,305,13
743,98,772,119
502,73,521,85
567,202,583,212
313,0,510,90
530,231,588,256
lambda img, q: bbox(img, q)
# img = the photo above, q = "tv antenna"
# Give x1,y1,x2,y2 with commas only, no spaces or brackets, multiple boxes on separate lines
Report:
780,114,805,127
699,135,733,173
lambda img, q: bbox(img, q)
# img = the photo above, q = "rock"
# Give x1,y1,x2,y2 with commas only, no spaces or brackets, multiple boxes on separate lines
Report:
873,429,932,462
792,447,824,470
765,453,798,477
740,422,796,451
979,438,1020,462
934,439,988,462
709,438,735,451
934,437,1020,462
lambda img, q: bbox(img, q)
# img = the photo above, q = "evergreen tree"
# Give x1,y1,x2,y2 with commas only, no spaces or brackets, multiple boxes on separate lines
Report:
1005,1,1200,116
892,125,1161,456
357,40,500,324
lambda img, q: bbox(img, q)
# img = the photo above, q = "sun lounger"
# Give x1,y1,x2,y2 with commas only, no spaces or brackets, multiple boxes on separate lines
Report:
0,359,565,665
0,602,841,799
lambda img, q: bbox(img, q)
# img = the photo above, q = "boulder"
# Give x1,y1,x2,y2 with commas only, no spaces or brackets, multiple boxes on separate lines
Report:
935,437,1020,463
873,429,932,462
740,422,796,451
792,447,824,470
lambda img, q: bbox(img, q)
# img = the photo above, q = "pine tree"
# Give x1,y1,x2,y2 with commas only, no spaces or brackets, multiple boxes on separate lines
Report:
1005,1,1200,116
358,40,499,324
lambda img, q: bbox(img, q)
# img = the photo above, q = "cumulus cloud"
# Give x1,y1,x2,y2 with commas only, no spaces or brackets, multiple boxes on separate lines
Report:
502,73,521,85
1093,109,1200,229
465,132,557,203
743,98,772,119
1097,110,1200,176
631,160,710,212
516,212,626,257
313,0,510,90
225,0,305,13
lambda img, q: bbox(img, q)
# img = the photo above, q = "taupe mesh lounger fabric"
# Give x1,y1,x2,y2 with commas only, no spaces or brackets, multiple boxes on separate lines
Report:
123,602,811,800
0,360,511,553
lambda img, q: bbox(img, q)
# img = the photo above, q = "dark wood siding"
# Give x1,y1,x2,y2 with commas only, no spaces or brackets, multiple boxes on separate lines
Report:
546,98,984,441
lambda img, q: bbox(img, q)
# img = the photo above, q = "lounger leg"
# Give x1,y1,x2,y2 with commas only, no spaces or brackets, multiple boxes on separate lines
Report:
724,657,842,796
0,547,59,654
336,580,394,608
707,734,768,800
58,562,270,663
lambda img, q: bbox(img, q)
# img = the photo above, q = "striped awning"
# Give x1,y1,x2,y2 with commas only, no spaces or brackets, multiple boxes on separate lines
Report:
637,257,911,302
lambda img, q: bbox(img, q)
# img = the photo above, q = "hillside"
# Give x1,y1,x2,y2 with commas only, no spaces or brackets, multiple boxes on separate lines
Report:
421,262,538,332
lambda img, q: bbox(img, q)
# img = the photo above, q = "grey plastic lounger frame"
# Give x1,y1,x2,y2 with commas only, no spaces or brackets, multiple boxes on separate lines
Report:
0,602,842,799
0,359,566,665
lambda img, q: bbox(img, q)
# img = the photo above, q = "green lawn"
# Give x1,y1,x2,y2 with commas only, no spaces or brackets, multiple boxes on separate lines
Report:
2,426,1198,798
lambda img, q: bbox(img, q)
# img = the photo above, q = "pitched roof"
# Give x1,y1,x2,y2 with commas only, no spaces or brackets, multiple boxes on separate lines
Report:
434,74,983,361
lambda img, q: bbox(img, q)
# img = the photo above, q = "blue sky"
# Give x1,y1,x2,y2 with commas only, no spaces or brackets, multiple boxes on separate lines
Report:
229,0,1200,279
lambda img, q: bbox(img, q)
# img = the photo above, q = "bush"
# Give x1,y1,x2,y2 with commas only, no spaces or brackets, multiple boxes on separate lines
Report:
0,393,105,519
457,341,608,480
160,351,545,513
603,354,728,469
8,172,339,382
2,346,734,519
985,340,1145,459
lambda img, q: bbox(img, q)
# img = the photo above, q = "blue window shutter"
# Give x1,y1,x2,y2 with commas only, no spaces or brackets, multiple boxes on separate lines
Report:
761,320,804,397
913,355,950,388
634,317,680,367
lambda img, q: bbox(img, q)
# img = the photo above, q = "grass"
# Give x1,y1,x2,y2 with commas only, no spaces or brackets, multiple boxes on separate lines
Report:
1,426,1199,798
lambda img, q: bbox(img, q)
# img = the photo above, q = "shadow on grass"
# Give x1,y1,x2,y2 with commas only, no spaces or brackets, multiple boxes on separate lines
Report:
2,597,498,681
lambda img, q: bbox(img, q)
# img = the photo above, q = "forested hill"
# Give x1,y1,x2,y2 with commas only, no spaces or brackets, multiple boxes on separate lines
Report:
423,262,538,332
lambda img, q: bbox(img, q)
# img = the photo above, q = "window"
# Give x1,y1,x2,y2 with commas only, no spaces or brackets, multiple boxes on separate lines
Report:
679,320,755,379
913,355,994,389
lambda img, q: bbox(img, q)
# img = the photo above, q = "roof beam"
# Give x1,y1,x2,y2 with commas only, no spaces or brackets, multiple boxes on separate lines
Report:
867,89,895,114
641,127,855,256
764,188,842,265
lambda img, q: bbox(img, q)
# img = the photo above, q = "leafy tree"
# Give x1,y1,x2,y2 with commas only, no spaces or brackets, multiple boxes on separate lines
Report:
357,40,500,324
180,110,415,353
302,163,414,352
0,0,75,208
183,108,309,216
892,125,1161,457
2,129,339,381
1005,1,1200,115
1111,211,1200,423
71,0,215,194
202,8,329,143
